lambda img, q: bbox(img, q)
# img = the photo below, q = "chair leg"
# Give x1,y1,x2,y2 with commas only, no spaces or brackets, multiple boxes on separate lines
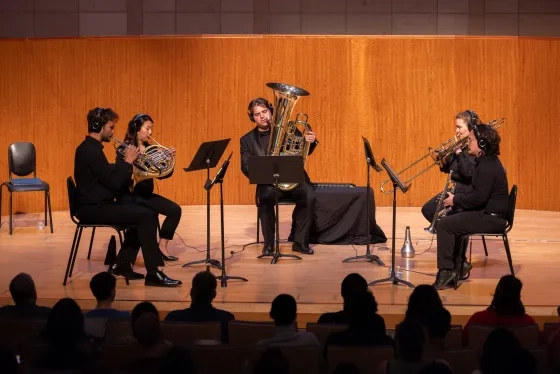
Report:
482,236,488,256
87,227,96,260
503,234,515,275
69,226,84,277
44,191,47,229
256,211,260,243
0,184,3,229
47,191,53,233
9,191,13,235
64,226,80,286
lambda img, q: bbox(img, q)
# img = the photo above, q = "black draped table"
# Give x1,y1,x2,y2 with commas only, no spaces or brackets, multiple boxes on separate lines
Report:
288,186,387,245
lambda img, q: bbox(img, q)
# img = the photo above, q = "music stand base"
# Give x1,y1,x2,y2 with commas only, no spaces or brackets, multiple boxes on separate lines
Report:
369,276,414,288
216,275,248,288
183,258,222,270
257,252,302,264
342,253,384,266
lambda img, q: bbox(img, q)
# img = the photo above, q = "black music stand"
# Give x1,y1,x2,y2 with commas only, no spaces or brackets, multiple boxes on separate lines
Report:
206,152,248,287
183,139,231,270
369,158,415,288
248,155,305,265
343,136,384,265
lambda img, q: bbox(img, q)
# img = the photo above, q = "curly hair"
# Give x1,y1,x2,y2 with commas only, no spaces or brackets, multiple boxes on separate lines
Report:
476,124,501,156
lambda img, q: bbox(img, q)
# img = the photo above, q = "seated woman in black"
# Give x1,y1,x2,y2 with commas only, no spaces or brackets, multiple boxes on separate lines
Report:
116,113,182,263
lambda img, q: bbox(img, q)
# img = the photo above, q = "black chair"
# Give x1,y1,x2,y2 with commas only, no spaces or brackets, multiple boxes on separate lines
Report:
64,176,129,286
0,142,53,235
456,184,518,288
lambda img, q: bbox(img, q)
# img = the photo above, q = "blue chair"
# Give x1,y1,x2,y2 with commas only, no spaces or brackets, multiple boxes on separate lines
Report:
0,142,53,235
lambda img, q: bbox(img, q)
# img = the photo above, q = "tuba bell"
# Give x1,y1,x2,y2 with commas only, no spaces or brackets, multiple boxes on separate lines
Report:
266,82,312,191
113,136,175,189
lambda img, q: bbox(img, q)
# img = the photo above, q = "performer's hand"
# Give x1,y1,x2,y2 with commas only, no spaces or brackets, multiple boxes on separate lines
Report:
125,145,140,164
443,193,454,207
454,146,462,154
305,131,316,143
169,147,176,156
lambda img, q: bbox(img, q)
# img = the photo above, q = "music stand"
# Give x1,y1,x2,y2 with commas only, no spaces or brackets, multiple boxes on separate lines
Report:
183,139,231,270
369,158,415,288
343,136,384,265
205,152,248,287
248,155,305,264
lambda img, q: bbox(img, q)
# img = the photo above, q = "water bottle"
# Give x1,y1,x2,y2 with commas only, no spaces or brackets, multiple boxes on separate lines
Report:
396,266,403,279
37,221,45,230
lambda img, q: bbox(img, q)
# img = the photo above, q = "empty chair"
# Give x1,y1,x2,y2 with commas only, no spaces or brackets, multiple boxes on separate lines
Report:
0,142,53,235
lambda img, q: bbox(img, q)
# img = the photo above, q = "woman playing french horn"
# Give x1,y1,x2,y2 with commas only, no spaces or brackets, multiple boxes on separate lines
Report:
115,113,181,263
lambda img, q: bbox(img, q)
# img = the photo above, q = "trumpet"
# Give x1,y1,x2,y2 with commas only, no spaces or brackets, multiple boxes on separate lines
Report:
424,170,455,234
112,136,175,186
380,117,505,194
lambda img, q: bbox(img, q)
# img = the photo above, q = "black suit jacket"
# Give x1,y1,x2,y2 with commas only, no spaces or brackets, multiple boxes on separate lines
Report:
240,127,318,184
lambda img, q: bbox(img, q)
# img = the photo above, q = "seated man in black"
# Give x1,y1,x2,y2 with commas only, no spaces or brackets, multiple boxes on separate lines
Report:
435,123,509,289
240,97,318,255
73,107,181,287
165,271,235,343
0,273,51,319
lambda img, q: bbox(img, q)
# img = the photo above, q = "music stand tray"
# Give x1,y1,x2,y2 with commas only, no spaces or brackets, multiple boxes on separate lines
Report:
182,139,231,270
248,156,305,264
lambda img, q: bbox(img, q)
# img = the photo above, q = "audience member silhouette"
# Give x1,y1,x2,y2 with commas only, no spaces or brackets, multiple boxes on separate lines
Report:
424,307,452,352
35,298,97,371
418,360,454,374
257,294,320,348
84,271,130,320
463,275,536,343
165,270,235,343
378,319,428,374
0,273,51,319
323,290,393,357
475,327,536,374
404,284,444,324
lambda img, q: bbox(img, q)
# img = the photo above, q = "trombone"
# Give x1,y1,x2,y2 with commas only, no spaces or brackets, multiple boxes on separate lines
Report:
379,118,505,194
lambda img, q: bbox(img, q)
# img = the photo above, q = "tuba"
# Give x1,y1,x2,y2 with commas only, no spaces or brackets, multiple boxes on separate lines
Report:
113,136,175,189
266,82,313,191
380,117,505,194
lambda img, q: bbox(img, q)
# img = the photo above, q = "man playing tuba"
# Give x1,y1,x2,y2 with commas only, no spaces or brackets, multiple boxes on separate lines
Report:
240,97,318,255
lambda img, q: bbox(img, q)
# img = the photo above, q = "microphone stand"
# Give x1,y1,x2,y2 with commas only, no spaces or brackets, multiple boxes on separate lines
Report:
212,153,248,287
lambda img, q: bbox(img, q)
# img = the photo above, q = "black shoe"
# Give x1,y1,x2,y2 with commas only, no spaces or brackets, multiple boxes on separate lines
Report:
292,242,314,255
262,244,274,255
460,261,473,280
433,269,457,290
159,249,179,262
108,262,145,280
145,270,182,287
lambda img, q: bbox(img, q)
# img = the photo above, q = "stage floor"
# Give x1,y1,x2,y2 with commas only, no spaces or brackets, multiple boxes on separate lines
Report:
1,205,560,328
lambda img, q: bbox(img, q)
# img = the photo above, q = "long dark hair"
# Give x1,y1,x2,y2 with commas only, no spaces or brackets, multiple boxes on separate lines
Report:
124,113,154,146
489,275,526,317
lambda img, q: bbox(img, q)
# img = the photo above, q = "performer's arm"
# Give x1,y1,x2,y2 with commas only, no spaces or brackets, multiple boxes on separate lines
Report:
455,151,476,184
306,130,318,156
240,137,251,178
439,153,453,173
90,147,133,191
308,139,318,156
453,162,494,210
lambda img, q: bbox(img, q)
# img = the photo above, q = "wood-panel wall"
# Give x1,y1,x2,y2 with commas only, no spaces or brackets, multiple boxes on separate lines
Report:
0,36,558,214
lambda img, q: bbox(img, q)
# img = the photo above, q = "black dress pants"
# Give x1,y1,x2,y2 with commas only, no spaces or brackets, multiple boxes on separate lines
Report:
257,182,316,246
436,210,507,270
421,194,440,223
76,202,162,271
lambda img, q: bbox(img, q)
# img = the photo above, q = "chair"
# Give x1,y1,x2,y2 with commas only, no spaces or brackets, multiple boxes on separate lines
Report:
456,185,517,287
64,176,128,286
0,142,53,235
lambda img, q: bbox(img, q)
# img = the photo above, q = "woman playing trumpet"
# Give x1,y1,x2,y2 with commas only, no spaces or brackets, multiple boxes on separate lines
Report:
116,113,181,263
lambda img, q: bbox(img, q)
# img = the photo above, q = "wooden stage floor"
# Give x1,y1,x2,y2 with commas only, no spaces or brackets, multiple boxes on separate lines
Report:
1,205,560,328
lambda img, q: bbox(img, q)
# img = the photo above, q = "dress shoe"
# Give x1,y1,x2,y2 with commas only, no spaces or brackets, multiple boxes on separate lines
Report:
459,261,473,280
432,269,457,290
292,242,314,255
159,249,179,262
145,270,182,287
262,244,274,255
108,262,145,280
